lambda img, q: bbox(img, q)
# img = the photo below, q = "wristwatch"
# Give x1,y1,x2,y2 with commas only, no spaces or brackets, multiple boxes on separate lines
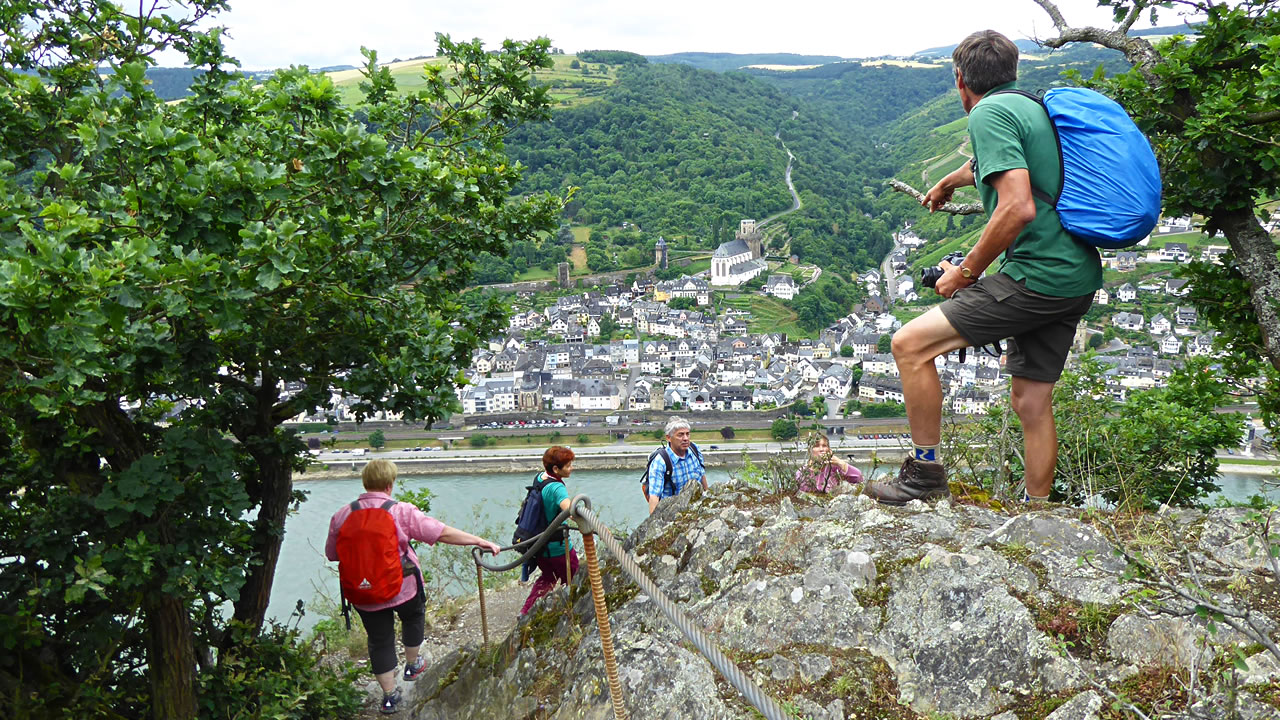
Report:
958,263,973,279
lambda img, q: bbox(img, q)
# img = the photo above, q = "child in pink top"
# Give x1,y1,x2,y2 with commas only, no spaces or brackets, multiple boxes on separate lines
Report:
795,433,863,492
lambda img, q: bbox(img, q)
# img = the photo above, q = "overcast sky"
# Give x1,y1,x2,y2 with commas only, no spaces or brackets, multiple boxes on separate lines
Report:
197,0,1199,70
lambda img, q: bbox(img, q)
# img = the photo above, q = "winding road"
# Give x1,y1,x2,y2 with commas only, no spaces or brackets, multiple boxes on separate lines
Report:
757,133,802,229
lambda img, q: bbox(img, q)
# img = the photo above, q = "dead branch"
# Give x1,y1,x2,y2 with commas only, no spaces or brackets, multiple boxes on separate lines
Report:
887,179,984,216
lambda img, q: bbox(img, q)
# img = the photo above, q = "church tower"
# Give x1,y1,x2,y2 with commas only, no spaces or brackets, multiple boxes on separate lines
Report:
737,219,763,259
654,236,668,270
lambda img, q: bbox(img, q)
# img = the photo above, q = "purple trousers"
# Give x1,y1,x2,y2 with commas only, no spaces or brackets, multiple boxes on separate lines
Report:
520,549,579,615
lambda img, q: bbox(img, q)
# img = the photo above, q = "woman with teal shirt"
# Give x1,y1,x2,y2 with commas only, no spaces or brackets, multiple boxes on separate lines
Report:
519,446,579,615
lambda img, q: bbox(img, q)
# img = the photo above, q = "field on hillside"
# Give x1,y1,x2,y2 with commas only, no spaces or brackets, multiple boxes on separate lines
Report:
329,54,622,107
722,295,805,338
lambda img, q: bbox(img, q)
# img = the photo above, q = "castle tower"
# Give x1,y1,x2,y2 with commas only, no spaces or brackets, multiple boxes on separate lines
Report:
654,236,668,270
558,262,571,288
736,218,763,259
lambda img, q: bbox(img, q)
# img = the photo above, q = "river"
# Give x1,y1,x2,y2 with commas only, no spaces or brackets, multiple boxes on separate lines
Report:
269,467,1278,631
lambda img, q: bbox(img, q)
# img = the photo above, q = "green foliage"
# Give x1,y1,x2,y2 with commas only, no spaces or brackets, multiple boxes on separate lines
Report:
945,359,1244,508
1181,256,1280,432
577,50,647,65
393,485,433,515
576,433,590,444
368,429,386,449
877,334,893,354
861,402,906,418
668,296,697,311
840,345,855,357
0,4,562,716
792,274,865,331
720,426,736,439
470,433,492,448
1102,2,1280,228
771,418,799,441
197,622,363,720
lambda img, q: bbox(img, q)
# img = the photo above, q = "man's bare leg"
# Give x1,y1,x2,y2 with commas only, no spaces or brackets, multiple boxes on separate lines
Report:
891,306,972,448
1010,376,1056,499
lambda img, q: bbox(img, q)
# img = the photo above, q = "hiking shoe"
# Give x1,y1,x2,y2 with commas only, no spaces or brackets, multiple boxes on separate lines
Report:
403,657,427,681
379,687,403,715
865,456,949,506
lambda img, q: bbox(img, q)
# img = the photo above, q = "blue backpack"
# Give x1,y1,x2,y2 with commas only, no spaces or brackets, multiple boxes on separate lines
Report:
991,87,1162,250
512,474,562,557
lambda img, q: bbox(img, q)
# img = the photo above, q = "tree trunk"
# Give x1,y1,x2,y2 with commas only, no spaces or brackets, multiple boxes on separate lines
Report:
230,451,294,633
1218,207,1280,373
147,593,197,720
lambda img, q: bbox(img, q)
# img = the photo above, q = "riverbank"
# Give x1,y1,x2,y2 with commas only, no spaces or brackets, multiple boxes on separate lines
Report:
293,447,1280,481
295,445,836,480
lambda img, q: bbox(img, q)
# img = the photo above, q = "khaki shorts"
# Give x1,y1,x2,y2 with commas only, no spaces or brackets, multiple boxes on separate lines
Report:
939,273,1093,383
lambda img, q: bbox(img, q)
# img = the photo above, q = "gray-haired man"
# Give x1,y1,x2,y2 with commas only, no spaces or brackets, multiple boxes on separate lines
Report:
644,417,707,514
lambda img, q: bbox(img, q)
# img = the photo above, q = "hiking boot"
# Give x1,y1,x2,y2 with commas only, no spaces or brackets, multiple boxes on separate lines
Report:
379,687,403,715
403,657,427,681
865,456,949,506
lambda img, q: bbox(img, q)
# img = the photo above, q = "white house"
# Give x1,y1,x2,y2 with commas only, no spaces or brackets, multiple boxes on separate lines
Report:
1149,313,1171,335
763,274,798,300
1201,246,1229,264
1157,243,1190,263
1176,306,1197,328
1159,334,1183,355
1159,216,1194,233
1113,312,1144,331
1115,252,1139,272
951,388,994,416
860,377,904,404
1117,283,1137,302
1189,334,1215,357
818,365,854,398
862,353,898,377
1094,287,1110,305
1165,278,1190,297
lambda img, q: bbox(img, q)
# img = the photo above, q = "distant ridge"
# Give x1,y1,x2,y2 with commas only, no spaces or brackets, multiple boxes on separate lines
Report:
912,23,1200,58
647,52,846,73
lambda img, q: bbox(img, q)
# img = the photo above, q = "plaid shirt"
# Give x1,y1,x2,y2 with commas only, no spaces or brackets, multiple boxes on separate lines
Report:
645,444,705,500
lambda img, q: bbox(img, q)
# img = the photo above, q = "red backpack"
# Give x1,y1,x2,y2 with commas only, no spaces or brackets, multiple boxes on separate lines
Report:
336,499,409,606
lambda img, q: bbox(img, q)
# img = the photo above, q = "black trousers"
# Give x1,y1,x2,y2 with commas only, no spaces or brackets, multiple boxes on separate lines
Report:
354,574,425,676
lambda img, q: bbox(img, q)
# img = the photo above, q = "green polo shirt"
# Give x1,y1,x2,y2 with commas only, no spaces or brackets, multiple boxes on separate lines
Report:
969,81,1103,298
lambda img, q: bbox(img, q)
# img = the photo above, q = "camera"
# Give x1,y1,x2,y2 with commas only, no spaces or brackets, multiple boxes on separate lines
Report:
920,252,966,289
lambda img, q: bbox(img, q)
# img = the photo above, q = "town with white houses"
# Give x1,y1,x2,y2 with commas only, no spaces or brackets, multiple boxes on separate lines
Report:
294,211,1280,448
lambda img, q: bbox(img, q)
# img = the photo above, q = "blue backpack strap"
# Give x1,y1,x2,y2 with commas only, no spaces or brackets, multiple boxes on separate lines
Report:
349,500,362,512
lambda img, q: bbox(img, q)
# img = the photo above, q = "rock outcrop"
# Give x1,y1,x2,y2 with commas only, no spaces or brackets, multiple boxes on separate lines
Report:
395,481,1280,719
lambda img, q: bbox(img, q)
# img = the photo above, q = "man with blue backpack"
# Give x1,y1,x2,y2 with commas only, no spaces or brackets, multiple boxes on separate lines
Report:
870,29,1159,507
643,416,707,514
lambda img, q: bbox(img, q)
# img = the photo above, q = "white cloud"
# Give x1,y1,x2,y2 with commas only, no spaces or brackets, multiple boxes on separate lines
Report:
199,0,1198,70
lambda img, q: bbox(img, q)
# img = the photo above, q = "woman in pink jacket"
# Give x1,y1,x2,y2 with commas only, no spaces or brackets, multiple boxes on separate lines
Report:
794,433,863,492
326,459,500,714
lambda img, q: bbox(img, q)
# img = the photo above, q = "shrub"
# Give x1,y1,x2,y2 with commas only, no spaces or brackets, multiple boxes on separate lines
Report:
770,418,798,441
198,622,362,720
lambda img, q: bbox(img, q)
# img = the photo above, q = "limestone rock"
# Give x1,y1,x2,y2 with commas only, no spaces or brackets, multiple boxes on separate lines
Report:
1045,690,1103,720
402,482,1280,720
